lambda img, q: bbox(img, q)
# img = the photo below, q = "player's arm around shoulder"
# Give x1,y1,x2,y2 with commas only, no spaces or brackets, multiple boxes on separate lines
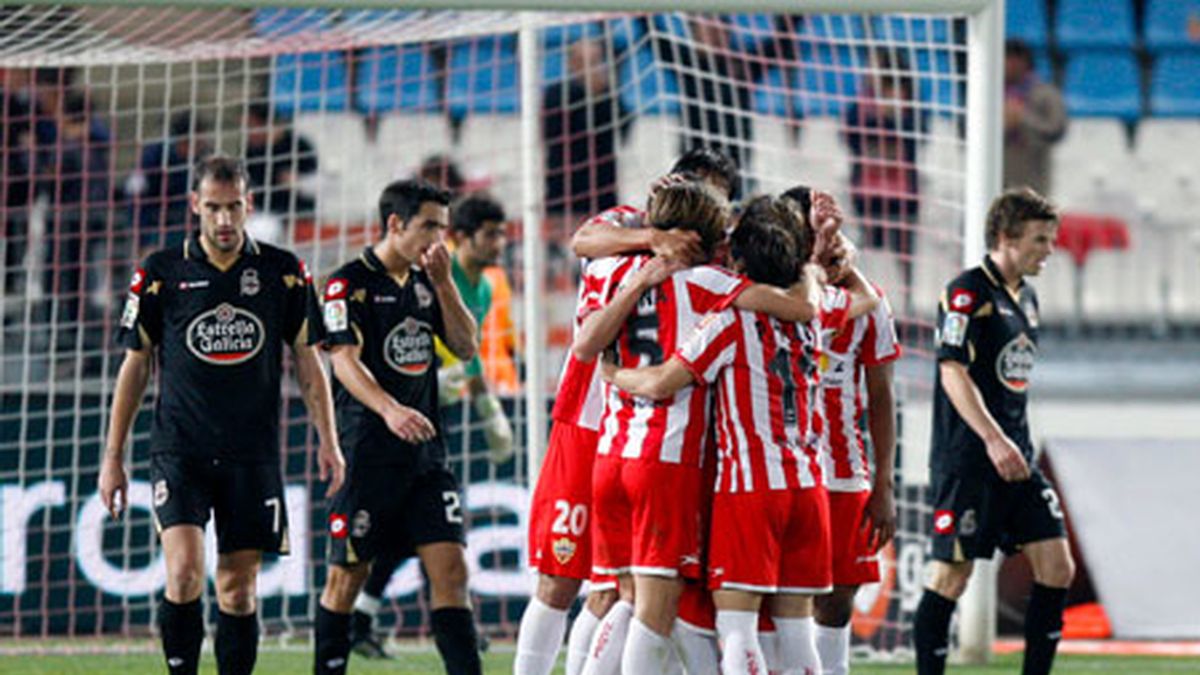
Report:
601,355,695,401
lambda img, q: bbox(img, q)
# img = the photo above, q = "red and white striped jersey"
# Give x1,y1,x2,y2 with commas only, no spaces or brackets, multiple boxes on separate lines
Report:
815,291,901,492
596,256,751,467
581,204,644,230
676,290,852,494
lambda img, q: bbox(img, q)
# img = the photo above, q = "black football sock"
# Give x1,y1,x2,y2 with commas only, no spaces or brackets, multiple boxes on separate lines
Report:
431,607,482,675
314,606,352,675
914,590,957,675
1023,583,1068,675
215,610,259,675
160,597,204,675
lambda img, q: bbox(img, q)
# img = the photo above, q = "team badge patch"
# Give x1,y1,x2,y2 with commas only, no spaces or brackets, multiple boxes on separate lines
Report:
185,303,265,365
153,479,169,507
941,312,969,347
240,268,260,296
552,537,577,564
324,300,348,333
120,293,140,329
325,278,349,301
329,513,349,539
414,281,433,309
950,289,976,312
934,510,955,535
129,267,146,293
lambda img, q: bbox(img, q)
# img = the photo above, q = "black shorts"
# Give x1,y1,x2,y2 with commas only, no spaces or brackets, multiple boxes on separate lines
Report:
326,463,465,568
929,466,1066,562
150,453,289,555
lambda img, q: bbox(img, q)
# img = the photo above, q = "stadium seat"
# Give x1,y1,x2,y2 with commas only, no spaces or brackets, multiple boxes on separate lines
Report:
272,51,349,114
355,46,441,114
292,113,373,224
794,116,851,196
1144,0,1200,53
606,16,645,53
754,67,793,117
1135,118,1200,166
790,15,868,117
375,113,453,186
727,13,776,55
616,44,680,115
1055,0,1136,51
1051,119,1134,210
1149,54,1200,117
1033,49,1054,84
542,21,604,49
1006,0,1049,48
447,36,519,117
867,15,964,114
1062,52,1141,122
252,8,332,36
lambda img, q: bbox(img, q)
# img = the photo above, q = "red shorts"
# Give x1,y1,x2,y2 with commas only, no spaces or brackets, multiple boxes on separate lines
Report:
591,455,703,579
828,489,881,586
528,421,600,580
707,486,832,594
676,579,776,634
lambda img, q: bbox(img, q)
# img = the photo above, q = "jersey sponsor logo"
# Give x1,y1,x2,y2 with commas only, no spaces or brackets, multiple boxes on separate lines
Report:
325,278,349,300
185,303,265,365
178,279,210,290
551,536,577,564
934,509,955,534
329,513,348,539
384,317,434,376
129,268,146,293
120,293,140,329
950,289,976,312
240,268,260,296
996,333,1036,393
373,295,397,303
323,300,348,333
941,312,969,347
414,281,433,309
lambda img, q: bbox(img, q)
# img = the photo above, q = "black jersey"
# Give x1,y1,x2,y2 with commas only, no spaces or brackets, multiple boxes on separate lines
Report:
322,247,447,469
931,256,1040,475
117,233,320,462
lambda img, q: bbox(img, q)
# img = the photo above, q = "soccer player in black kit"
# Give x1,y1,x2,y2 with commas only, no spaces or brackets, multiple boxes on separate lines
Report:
100,155,346,675
913,188,1074,675
313,179,482,675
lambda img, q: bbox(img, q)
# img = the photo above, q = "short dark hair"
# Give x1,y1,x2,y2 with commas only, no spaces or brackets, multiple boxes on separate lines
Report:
452,193,506,237
1005,39,1033,65
418,154,466,195
732,196,804,285
985,187,1059,250
170,110,209,139
192,154,249,191
646,181,730,259
780,185,814,230
378,179,452,234
670,147,740,199
246,100,282,124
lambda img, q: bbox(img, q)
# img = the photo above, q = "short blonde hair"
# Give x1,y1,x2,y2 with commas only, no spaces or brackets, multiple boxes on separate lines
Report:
646,181,731,258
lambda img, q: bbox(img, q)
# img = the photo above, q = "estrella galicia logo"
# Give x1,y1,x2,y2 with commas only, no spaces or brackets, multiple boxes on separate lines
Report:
186,303,265,365
996,332,1036,393
384,317,433,376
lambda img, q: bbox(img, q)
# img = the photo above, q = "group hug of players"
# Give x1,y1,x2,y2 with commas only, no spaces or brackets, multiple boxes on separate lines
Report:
96,146,1070,675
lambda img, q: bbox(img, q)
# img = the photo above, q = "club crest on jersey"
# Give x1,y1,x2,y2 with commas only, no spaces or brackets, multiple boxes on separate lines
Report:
186,303,265,365
552,537,576,564
414,281,433,309
934,510,955,535
325,278,349,301
240,268,260,296
329,513,349,539
384,317,434,375
996,333,1036,393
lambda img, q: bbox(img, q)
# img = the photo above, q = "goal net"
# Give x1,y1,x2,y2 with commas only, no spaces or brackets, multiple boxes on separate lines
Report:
0,2,982,661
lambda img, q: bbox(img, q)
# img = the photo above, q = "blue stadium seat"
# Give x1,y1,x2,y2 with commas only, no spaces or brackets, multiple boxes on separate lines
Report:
800,14,867,42
1144,0,1200,53
447,36,519,117
795,45,863,117
1062,51,1141,121
607,16,645,53
1150,53,1200,116
542,21,605,49
1006,0,1049,48
252,8,332,36
870,14,953,44
727,13,776,55
617,44,680,115
754,67,792,117
355,46,440,114
1034,49,1054,84
272,52,349,114
867,16,963,114
1055,0,1135,51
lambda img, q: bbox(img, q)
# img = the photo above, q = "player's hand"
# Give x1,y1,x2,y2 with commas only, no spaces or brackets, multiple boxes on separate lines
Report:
317,441,346,498
383,403,437,444
863,482,897,553
810,193,843,266
421,242,453,286
633,255,686,290
650,228,704,266
98,454,129,520
824,234,858,285
475,393,515,464
647,172,690,206
599,355,618,384
986,434,1031,482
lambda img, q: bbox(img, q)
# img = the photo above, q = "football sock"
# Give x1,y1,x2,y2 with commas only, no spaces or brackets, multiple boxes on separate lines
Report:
672,619,721,675
716,610,768,675
565,604,603,675
815,623,850,675
314,606,352,675
1022,583,1067,675
431,607,483,675
620,617,674,674
758,630,780,673
580,600,632,675
514,598,568,675
914,590,957,675
159,597,203,675
773,616,821,675
215,610,258,675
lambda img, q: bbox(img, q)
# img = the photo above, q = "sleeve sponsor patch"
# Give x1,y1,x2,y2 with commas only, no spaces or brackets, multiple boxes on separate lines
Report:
325,277,349,301
949,289,976,312
128,267,146,293
324,299,348,332
941,312,969,347
119,293,140,329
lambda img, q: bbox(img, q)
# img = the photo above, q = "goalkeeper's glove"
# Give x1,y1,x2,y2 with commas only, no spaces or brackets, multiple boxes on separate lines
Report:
474,393,514,464
438,361,469,407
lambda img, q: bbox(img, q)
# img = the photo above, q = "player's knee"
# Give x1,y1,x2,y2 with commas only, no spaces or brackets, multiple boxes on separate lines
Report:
321,564,368,611
928,561,973,600
1040,552,1075,589
429,554,470,597
165,565,205,602
536,574,582,610
814,592,854,627
586,587,618,617
217,582,256,615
